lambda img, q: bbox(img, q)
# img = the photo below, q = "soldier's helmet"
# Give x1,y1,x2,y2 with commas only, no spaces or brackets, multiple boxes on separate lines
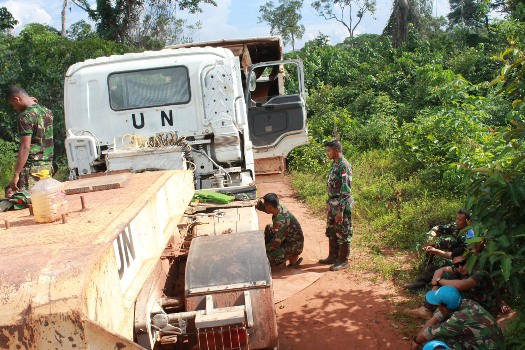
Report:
425,286,462,310
423,340,450,350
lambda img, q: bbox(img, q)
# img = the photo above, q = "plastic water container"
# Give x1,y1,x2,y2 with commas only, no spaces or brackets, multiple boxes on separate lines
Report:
31,170,68,223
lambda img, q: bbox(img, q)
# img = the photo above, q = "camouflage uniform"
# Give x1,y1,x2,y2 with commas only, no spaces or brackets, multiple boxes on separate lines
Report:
256,201,304,266
17,104,54,190
431,223,475,254
418,224,475,279
444,270,499,317
422,299,505,349
326,157,354,244
0,190,31,212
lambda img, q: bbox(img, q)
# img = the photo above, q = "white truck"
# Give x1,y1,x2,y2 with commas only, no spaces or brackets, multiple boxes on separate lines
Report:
0,37,307,350
64,37,308,188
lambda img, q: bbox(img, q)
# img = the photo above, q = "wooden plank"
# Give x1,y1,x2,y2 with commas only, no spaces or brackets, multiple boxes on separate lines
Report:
64,173,130,195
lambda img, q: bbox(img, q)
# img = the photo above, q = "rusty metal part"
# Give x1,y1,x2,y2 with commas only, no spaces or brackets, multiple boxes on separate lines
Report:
80,195,87,211
186,288,277,349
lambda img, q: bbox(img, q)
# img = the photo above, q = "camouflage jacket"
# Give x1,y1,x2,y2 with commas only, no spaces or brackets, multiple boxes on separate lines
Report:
17,104,54,165
433,223,475,251
327,157,354,212
422,299,505,349
0,191,31,212
448,270,499,317
256,201,304,252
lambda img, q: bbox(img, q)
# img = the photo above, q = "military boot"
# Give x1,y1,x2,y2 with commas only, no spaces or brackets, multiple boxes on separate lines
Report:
403,279,428,291
403,267,435,291
319,238,338,264
330,242,350,271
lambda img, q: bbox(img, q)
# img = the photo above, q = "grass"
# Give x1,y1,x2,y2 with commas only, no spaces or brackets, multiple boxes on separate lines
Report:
288,148,465,338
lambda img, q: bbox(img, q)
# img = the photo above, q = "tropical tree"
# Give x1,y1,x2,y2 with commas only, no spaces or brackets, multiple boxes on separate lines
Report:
67,20,96,40
447,0,490,28
0,7,18,33
382,0,435,47
259,0,305,51
71,0,216,44
129,0,206,48
311,0,376,38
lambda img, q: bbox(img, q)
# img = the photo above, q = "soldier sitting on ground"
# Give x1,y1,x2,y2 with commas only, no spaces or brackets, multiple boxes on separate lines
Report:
411,286,505,350
404,209,475,291
255,193,304,268
410,247,512,320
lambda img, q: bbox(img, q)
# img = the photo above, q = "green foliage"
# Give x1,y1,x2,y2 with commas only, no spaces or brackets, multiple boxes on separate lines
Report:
67,20,97,41
448,0,489,28
460,48,525,300
400,106,492,179
350,149,461,249
504,308,525,349
287,17,525,322
288,140,329,174
0,24,132,163
0,139,17,188
258,0,305,51
490,45,525,108
0,7,18,31
289,171,327,215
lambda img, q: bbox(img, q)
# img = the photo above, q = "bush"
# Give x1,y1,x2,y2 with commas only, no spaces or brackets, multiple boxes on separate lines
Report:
0,139,17,189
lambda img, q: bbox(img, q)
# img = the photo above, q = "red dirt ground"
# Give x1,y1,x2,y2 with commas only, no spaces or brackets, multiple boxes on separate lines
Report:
256,178,409,350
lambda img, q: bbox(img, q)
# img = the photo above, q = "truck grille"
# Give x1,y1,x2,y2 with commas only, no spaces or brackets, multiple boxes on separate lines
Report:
197,324,249,350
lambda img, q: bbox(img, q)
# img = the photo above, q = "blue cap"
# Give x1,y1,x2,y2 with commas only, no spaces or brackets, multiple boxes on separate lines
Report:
423,340,450,350
425,286,462,310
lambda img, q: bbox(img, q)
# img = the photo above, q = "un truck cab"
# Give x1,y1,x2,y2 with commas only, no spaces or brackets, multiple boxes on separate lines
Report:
64,37,307,189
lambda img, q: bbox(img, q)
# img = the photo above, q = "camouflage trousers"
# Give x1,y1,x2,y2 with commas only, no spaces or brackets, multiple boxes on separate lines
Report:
17,163,54,191
264,225,304,266
326,205,352,244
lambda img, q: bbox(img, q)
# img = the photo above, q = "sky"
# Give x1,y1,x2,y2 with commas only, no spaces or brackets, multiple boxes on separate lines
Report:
1,0,452,51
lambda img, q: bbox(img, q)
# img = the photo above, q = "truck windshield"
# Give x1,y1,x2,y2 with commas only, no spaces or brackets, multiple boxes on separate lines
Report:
108,66,190,111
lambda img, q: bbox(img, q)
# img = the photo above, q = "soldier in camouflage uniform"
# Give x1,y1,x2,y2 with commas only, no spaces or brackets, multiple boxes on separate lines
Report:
255,193,304,267
404,209,475,291
411,286,505,350
432,247,509,318
410,247,510,320
5,85,54,191
319,140,354,271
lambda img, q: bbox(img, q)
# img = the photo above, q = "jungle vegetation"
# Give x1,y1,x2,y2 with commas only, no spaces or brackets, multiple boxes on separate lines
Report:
1,1,525,346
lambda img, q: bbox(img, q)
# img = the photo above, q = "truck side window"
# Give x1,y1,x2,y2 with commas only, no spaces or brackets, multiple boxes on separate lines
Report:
108,66,190,111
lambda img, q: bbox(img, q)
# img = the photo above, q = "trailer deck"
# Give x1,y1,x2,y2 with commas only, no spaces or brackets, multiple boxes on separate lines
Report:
0,170,194,349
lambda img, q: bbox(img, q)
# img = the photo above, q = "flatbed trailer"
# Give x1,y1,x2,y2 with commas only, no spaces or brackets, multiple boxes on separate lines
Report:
0,171,277,350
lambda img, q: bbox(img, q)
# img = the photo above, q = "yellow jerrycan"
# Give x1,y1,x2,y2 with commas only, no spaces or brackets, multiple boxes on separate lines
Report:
30,169,68,223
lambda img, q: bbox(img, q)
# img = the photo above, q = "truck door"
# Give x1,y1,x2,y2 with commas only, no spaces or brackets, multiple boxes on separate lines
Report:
246,60,308,161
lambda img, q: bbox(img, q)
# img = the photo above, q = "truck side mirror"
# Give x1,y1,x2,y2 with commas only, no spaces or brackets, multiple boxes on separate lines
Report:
249,72,257,92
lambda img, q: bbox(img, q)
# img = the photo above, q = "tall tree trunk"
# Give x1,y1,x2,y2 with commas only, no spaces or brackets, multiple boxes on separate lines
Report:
61,0,67,37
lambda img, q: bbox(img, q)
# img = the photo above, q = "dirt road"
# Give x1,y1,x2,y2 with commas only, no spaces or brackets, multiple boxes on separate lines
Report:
256,178,408,350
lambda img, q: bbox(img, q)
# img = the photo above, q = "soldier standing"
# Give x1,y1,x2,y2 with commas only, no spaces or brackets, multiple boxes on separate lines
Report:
5,85,54,191
255,193,304,268
411,286,505,349
319,140,354,271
